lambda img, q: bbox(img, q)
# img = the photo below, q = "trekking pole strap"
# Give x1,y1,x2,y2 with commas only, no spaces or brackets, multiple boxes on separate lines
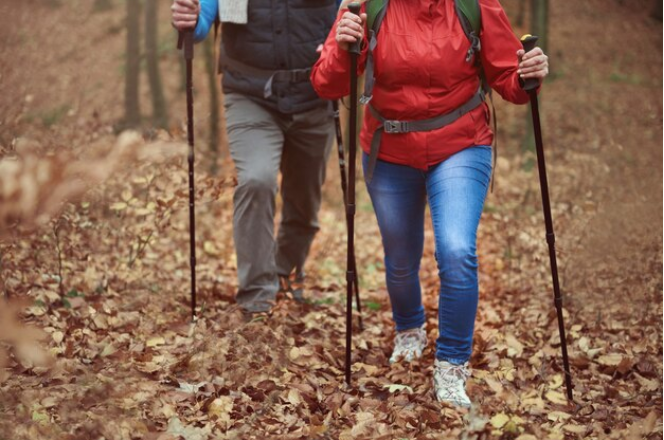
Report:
178,31,195,60
364,87,486,182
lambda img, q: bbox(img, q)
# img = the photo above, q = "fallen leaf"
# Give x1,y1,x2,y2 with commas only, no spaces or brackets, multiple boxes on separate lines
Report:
208,396,233,427
490,412,510,429
562,424,587,434
597,353,624,366
166,416,212,440
146,337,166,348
287,388,302,406
547,411,571,422
383,384,413,393
52,331,64,344
545,390,568,405
505,334,524,357
110,202,128,211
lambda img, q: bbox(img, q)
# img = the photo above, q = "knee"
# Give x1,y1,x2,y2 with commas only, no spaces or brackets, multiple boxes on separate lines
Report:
385,257,420,282
436,240,477,276
237,171,277,197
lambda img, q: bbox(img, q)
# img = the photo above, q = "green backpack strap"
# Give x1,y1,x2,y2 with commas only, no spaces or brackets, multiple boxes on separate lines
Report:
367,0,480,58
455,0,482,63
366,0,388,35
361,0,388,104
456,0,482,36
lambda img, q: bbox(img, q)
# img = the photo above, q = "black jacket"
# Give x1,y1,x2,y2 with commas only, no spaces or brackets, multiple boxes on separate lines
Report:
221,0,337,114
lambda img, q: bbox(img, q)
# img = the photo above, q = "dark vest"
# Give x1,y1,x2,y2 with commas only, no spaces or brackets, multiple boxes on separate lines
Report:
220,0,337,114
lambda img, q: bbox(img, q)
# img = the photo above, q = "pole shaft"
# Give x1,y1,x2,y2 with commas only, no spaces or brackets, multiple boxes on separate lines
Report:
529,92,572,400
345,47,359,386
332,101,348,198
183,31,197,321
333,101,363,331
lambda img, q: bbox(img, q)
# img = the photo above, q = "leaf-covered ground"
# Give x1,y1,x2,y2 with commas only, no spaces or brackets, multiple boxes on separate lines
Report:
0,0,661,439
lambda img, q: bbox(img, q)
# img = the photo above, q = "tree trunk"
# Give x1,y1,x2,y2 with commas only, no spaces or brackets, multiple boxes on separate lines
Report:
653,0,662,21
522,0,548,157
124,0,141,128
145,0,168,129
530,0,548,54
204,36,221,174
515,0,527,27
93,0,113,12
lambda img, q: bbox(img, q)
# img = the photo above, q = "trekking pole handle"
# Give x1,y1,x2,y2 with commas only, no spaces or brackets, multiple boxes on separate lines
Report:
348,2,362,55
520,34,540,92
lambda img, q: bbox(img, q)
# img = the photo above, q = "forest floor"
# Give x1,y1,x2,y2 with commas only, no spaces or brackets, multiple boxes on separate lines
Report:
0,0,662,439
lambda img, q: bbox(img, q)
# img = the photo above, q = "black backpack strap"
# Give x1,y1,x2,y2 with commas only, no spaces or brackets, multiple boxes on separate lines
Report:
360,0,388,104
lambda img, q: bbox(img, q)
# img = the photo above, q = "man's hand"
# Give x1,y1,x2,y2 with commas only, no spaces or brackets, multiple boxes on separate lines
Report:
171,0,200,31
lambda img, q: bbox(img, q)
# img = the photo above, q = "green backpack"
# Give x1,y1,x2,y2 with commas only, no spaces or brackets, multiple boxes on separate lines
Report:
367,0,482,47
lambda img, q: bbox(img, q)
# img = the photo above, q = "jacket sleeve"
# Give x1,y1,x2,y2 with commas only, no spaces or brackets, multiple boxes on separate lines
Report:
310,7,369,100
193,0,218,43
478,0,535,104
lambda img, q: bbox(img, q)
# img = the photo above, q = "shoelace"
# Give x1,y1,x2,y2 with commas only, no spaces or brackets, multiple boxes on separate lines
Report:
394,329,425,351
434,363,471,386
434,362,472,406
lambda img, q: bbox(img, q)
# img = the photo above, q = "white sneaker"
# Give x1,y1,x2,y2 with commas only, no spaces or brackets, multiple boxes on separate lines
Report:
389,326,427,364
433,360,472,408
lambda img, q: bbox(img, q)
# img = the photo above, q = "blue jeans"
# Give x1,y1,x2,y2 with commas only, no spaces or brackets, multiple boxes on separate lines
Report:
363,146,492,365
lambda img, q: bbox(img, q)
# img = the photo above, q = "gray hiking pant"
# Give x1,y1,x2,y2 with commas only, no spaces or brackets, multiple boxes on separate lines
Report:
224,93,334,312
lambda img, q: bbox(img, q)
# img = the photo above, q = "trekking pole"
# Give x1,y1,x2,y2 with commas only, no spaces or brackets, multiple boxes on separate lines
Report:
520,35,573,402
332,100,363,331
344,2,362,386
178,30,197,322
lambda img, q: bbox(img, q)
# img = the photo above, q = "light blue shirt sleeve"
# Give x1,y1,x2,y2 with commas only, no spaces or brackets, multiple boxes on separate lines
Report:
194,0,218,42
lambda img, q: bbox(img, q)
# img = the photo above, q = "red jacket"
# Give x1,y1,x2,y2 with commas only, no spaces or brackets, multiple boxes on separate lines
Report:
311,0,532,170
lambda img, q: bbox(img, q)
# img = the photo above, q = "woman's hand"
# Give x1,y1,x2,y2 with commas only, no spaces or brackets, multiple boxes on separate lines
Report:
171,0,200,31
335,11,367,51
516,47,549,82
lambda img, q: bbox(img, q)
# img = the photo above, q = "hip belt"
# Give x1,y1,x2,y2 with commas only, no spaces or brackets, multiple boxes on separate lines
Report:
365,87,486,182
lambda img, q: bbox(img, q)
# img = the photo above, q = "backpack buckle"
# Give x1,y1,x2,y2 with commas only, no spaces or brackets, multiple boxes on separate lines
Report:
465,33,481,63
383,120,408,134
465,47,474,63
